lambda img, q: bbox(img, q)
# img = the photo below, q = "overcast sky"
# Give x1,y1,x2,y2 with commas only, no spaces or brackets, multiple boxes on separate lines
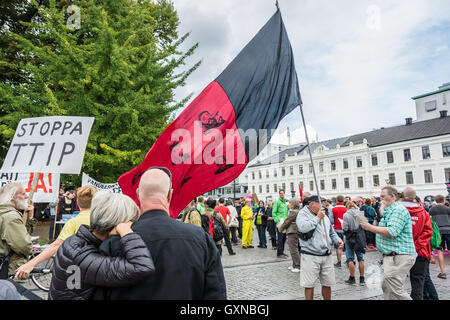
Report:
171,0,450,145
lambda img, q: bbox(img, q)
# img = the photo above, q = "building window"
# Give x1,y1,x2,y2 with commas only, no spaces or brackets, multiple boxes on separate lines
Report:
266,170,269,178
290,182,294,192
387,151,394,164
422,146,431,160
445,168,450,182
344,178,350,189
309,181,314,191
282,167,286,176
290,166,294,175
252,172,255,180
373,175,380,187
331,160,336,171
403,149,411,162
299,165,303,175
343,158,349,169
331,179,337,190
371,154,378,166
320,180,325,190
425,100,437,111
252,186,255,193
424,170,433,183
309,163,313,173
258,185,262,193
274,184,277,192
357,177,364,188
389,173,396,185
442,143,450,157
258,171,262,179
274,169,277,177
266,184,270,193
319,162,324,172
299,181,304,190
356,157,363,168
406,171,414,185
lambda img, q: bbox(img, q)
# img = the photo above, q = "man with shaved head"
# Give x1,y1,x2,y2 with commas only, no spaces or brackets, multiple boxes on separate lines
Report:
401,187,433,300
97,168,226,300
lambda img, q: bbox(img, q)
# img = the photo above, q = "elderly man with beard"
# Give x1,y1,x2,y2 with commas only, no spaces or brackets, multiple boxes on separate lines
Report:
0,183,35,279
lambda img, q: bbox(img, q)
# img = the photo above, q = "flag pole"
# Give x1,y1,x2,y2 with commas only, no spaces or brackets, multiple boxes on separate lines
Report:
298,103,322,209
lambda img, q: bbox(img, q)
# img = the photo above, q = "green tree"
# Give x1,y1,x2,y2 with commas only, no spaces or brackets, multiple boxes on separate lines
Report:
0,0,200,186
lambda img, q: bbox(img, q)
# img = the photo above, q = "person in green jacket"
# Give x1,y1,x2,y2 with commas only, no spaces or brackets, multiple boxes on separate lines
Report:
196,196,205,214
0,183,35,279
272,189,289,259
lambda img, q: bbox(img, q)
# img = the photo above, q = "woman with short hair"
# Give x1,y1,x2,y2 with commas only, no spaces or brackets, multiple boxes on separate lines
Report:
48,191,155,300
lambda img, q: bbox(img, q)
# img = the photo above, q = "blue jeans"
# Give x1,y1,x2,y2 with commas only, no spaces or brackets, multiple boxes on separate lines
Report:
345,242,364,263
256,224,267,247
423,259,439,300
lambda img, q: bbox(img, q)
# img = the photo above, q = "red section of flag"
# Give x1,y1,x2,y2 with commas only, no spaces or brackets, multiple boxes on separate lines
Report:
298,183,303,202
118,81,247,218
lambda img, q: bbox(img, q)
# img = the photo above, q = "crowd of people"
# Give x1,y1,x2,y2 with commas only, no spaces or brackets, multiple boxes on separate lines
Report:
0,167,449,300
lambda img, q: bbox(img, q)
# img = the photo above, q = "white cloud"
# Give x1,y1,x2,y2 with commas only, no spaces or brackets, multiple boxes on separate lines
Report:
172,0,450,140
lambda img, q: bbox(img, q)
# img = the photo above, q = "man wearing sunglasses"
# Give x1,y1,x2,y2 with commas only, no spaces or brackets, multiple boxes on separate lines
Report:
97,167,227,300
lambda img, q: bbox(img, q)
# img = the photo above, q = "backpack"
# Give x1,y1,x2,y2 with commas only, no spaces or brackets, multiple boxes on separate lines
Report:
201,214,213,238
211,211,224,242
430,217,442,249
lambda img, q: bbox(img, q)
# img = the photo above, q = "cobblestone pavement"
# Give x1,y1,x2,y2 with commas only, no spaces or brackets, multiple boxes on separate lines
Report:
23,226,450,300
221,227,450,300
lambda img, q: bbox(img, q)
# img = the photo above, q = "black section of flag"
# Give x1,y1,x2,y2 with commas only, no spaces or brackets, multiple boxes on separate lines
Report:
215,9,302,162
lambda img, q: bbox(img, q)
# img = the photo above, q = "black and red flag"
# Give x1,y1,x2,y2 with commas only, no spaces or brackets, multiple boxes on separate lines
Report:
118,9,302,218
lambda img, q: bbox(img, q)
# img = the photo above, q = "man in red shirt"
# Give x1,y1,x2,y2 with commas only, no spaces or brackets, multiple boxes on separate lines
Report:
215,198,236,256
401,187,433,300
215,198,231,223
331,195,347,267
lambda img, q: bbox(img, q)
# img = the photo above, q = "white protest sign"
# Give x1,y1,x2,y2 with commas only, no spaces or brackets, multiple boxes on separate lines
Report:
0,172,60,203
1,116,94,174
82,173,122,193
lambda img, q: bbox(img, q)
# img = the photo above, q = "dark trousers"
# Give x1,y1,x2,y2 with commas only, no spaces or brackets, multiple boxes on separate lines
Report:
365,229,376,246
410,256,428,300
276,229,287,256
256,224,267,247
267,221,277,248
237,218,243,239
49,216,61,242
230,227,238,244
0,257,8,279
423,259,439,300
222,228,235,254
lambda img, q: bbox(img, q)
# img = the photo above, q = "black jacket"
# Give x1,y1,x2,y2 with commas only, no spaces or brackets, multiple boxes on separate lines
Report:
48,225,154,300
95,210,227,300
253,207,268,226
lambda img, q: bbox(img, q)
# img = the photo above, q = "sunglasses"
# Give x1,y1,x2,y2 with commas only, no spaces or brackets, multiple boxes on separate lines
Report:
144,166,172,198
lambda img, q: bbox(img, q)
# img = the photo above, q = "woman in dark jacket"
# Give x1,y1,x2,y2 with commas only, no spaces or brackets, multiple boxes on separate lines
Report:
254,201,268,248
48,191,155,300
265,202,277,249
279,199,301,272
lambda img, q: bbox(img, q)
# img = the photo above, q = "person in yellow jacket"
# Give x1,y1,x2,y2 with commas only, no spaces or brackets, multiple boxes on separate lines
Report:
241,199,254,249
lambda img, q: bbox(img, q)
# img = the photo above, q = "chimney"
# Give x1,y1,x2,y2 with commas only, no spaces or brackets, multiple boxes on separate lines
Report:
405,118,412,125
440,110,448,118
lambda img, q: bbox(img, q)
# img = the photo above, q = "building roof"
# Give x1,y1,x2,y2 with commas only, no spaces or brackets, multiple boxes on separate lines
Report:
411,85,450,100
342,116,450,148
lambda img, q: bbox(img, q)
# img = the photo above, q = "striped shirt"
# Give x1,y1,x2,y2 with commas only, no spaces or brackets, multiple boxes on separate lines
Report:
375,201,416,255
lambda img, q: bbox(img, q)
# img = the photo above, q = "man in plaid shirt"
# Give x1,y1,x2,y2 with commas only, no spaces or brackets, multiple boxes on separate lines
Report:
360,186,416,300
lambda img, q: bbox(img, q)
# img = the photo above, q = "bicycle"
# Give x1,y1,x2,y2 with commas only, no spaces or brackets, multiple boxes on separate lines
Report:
8,268,51,300
27,236,54,292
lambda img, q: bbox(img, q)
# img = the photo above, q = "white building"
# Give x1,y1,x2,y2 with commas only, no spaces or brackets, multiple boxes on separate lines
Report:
246,83,450,202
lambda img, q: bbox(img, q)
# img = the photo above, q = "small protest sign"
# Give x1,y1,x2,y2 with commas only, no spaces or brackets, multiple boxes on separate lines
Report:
0,172,60,203
1,116,94,174
82,173,122,193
